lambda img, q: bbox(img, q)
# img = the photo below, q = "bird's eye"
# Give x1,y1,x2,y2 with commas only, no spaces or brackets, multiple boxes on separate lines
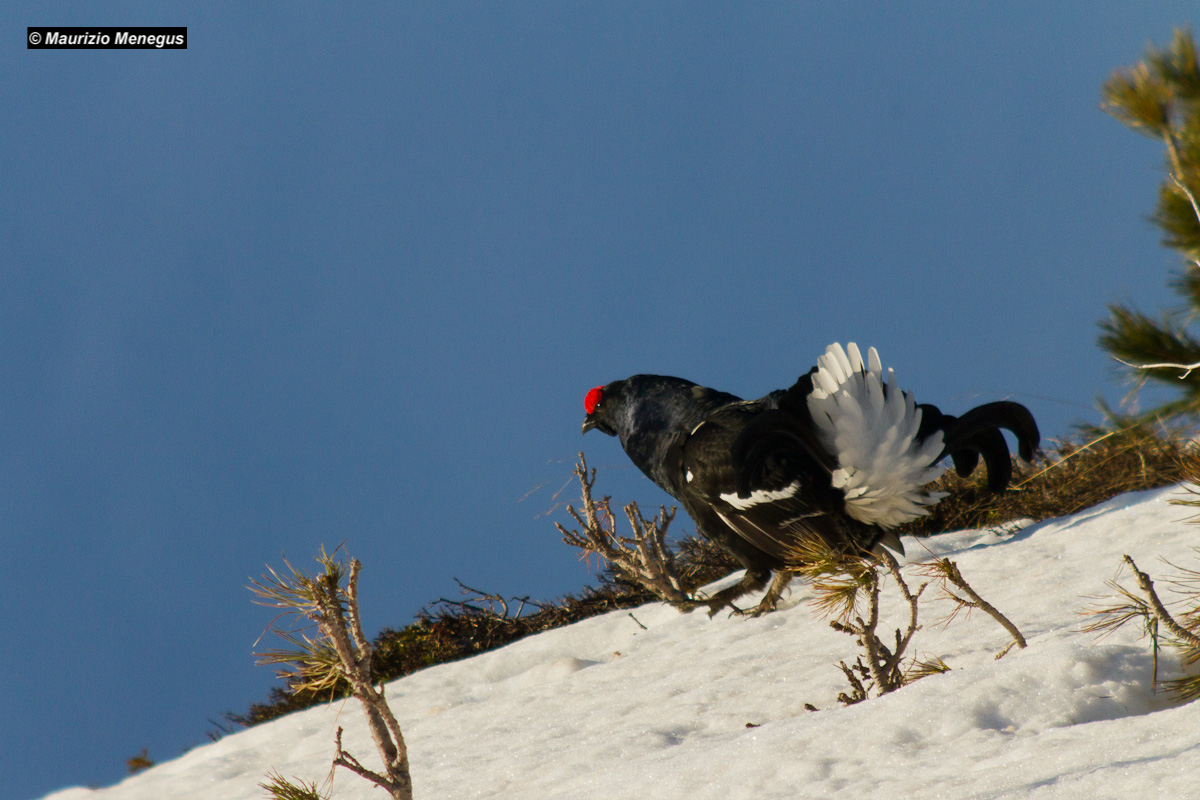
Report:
585,386,604,415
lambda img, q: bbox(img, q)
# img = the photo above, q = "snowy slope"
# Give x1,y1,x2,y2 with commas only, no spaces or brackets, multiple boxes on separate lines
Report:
42,485,1200,799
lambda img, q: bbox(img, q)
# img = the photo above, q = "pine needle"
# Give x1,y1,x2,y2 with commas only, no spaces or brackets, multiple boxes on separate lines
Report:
259,770,329,800
903,655,952,685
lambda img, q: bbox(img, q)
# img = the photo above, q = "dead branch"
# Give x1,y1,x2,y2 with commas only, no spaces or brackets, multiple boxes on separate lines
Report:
1113,356,1200,379
826,553,925,700
923,558,1026,658
556,452,696,609
314,560,412,800
878,550,926,675
252,551,413,800
1124,555,1200,650
438,579,516,618
836,660,869,705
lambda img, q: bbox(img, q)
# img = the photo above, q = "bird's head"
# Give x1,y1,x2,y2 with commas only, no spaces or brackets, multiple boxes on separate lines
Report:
581,382,622,436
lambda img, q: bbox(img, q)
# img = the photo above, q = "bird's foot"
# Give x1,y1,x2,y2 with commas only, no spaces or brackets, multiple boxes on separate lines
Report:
751,569,796,616
693,569,776,618
720,596,776,618
705,599,738,618
715,570,795,617
702,596,765,618
670,597,704,614
741,597,779,617
699,589,748,618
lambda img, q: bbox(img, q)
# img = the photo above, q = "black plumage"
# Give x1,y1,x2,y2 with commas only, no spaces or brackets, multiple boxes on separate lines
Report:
582,343,1039,615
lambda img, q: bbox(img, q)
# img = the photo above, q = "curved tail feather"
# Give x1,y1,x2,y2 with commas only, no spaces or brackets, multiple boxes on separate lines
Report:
934,401,1041,492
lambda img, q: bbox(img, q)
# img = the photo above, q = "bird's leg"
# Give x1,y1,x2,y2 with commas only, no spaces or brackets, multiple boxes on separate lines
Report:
739,569,796,617
668,596,704,613
701,568,771,617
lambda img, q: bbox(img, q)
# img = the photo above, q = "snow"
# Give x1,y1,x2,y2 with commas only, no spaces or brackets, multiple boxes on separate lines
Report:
41,485,1200,799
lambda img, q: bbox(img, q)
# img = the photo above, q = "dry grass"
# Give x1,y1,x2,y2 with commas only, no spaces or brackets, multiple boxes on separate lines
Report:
230,583,647,727
899,425,1191,538
231,426,1192,728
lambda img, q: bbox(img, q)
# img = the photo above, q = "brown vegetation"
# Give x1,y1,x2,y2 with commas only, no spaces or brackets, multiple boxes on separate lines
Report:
899,425,1189,538
231,426,1190,728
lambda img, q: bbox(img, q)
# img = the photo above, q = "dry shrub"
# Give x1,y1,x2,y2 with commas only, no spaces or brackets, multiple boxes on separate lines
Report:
126,749,154,774
233,426,1192,728
251,550,413,800
232,581,656,727
900,425,1190,538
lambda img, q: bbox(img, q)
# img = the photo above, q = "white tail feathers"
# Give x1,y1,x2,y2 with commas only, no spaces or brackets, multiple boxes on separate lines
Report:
807,343,946,528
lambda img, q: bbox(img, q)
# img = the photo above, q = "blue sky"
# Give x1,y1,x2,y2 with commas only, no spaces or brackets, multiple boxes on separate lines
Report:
4,3,1196,798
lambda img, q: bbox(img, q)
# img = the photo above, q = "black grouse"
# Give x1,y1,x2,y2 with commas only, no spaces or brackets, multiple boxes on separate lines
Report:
581,342,1039,615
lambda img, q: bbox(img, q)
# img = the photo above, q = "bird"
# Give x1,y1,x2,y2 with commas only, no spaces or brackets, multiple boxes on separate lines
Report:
581,342,1039,616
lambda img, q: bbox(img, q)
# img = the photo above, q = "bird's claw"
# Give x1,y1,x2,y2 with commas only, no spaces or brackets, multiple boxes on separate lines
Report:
704,598,771,618
706,601,731,618
744,600,777,618
724,598,776,618
671,597,704,614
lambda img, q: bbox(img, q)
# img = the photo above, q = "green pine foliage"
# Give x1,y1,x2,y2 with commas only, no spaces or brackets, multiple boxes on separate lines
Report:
260,770,329,800
1099,28,1200,422
1083,551,1200,703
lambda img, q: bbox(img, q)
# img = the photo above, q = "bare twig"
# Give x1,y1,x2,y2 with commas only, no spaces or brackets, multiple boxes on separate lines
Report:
1083,554,1200,700
1113,356,1200,379
852,572,888,691
822,549,926,701
878,550,926,675
917,558,1026,658
556,452,696,609
252,550,414,800
1124,555,1200,650
438,580,515,618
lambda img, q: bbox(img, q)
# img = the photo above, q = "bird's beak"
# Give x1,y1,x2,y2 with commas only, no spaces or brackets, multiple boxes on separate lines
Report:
582,417,597,434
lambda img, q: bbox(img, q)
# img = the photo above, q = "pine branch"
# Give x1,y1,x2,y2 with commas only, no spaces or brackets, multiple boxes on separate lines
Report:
1101,62,1171,136
1081,582,1153,640
823,548,924,699
1084,554,1200,702
914,558,1026,658
1099,28,1200,421
790,535,877,621
903,655,952,685
252,551,414,800
260,769,329,800
1123,555,1200,651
